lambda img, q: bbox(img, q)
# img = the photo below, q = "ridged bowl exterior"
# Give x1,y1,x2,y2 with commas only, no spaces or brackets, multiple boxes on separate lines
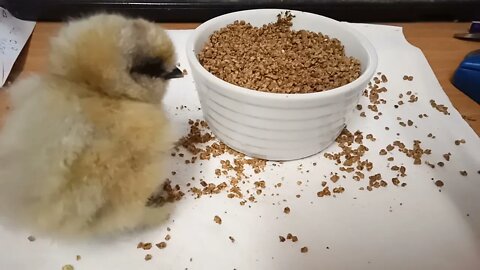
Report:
186,9,378,160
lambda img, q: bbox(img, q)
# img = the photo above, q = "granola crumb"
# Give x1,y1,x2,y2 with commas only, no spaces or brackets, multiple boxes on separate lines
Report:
317,186,331,197
392,178,400,186
76,255,81,261
279,236,286,242
142,243,152,250
214,215,222,224
198,13,361,94
27,235,36,242
381,74,388,82
137,242,153,250
229,236,235,243
144,254,152,261
435,180,444,187
460,171,468,176
62,265,74,270
454,139,466,145
430,99,450,115
330,174,340,183
301,247,309,253
283,207,291,214
156,242,167,249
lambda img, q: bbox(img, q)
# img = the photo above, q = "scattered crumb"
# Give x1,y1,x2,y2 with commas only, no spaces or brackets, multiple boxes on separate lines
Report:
454,139,466,145
229,236,235,243
137,242,152,250
435,180,444,187
76,255,81,261
330,174,340,183
283,207,291,214
144,254,152,261
301,247,309,253
62,265,74,270
27,235,35,242
317,186,331,197
214,215,222,224
381,74,387,82
392,178,400,186
460,171,468,176
156,242,167,249
279,236,286,242
430,99,450,115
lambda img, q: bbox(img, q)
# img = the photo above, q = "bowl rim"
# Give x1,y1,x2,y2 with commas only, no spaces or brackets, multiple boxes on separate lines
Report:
186,8,378,101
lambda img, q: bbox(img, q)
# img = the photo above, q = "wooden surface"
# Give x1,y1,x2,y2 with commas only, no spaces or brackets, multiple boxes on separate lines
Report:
0,22,479,134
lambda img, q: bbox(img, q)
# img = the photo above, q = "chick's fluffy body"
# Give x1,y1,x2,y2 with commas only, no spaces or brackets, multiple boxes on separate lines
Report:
0,14,176,237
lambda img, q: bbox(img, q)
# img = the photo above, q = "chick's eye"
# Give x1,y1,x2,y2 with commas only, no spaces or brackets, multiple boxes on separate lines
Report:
131,58,183,80
131,58,166,78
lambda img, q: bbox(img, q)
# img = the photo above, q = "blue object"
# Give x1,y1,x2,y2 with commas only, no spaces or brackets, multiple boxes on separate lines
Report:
454,21,480,41
452,49,480,104
469,21,480,34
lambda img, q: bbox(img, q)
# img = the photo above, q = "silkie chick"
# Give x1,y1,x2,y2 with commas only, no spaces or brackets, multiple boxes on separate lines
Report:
0,13,182,238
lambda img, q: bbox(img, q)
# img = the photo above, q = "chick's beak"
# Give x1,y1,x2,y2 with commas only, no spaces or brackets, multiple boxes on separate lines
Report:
163,67,184,79
131,58,183,80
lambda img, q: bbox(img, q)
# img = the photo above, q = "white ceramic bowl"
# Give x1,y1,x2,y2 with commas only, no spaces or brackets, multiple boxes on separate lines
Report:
186,9,378,161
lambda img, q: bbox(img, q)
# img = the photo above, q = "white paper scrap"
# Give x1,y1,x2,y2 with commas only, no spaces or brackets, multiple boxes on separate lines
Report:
0,8,36,87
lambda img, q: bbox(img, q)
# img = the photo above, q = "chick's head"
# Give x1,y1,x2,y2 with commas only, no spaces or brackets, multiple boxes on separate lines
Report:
48,14,179,103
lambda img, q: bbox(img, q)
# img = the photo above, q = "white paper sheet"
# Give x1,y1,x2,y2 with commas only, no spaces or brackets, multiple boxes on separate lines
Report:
0,8,35,86
0,26,479,270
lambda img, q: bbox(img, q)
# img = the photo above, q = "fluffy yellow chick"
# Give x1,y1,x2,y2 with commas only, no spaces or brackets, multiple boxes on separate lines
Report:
0,14,181,238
